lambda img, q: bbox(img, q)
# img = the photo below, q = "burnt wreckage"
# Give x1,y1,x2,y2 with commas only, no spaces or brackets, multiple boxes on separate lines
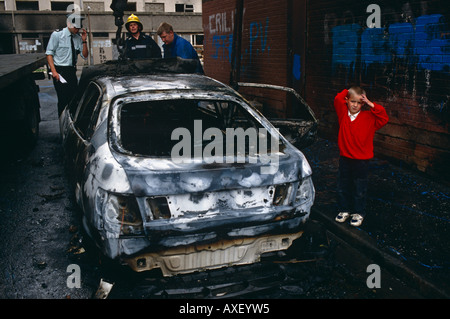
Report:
61,54,318,276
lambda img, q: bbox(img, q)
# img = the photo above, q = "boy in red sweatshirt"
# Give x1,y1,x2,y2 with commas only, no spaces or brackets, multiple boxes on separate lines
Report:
334,87,389,227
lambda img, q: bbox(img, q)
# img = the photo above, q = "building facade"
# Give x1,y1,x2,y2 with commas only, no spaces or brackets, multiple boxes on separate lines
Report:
0,0,203,64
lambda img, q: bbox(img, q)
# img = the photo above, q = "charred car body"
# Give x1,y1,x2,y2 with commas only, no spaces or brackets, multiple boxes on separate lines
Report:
60,58,317,276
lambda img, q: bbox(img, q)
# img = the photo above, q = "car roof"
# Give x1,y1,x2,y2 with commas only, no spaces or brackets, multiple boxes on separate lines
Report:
95,73,233,97
75,58,238,101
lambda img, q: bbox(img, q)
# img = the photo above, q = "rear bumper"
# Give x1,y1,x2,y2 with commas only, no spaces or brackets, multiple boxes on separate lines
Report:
95,203,311,274
144,205,309,246
123,231,303,276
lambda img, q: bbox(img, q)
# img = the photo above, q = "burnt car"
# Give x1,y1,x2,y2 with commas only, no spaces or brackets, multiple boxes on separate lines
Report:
60,59,317,277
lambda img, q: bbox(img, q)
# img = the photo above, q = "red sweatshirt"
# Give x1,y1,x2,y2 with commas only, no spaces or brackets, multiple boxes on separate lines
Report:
334,89,389,160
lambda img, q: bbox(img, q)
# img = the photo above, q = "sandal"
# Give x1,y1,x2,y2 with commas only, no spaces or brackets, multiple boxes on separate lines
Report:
335,212,350,223
350,214,364,227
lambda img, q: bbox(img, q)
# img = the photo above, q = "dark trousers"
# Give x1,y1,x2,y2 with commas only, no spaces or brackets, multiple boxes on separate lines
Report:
337,156,370,217
52,66,78,116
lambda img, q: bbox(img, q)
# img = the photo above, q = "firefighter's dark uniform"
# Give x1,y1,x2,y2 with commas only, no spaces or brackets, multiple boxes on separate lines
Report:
125,33,162,60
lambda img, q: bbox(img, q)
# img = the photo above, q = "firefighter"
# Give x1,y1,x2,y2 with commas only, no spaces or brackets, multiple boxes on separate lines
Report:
124,14,162,60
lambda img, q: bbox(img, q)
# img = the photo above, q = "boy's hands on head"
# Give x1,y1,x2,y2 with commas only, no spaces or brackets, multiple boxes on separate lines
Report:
361,94,374,108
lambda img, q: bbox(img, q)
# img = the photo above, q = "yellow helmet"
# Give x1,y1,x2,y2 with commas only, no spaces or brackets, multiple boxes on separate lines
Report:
125,14,143,32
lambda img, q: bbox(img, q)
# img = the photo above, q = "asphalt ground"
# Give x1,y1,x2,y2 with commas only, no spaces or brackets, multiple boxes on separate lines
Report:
302,138,450,298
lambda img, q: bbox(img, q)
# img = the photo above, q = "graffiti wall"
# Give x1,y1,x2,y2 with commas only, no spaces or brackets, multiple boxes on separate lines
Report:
307,0,449,178
203,0,299,117
203,0,449,179
203,0,289,86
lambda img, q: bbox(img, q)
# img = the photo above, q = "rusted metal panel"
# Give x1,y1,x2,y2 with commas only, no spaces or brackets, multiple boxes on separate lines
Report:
237,82,318,149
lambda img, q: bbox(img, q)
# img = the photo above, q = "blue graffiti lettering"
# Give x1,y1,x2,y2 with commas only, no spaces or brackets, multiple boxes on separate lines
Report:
415,14,449,71
211,34,233,62
210,16,270,70
293,54,301,80
331,24,361,73
249,18,270,62
249,21,259,57
361,27,391,70
331,14,450,73
388,23,415,60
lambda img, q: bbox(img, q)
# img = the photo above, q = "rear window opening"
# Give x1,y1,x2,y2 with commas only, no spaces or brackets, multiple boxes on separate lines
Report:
118,99,284,158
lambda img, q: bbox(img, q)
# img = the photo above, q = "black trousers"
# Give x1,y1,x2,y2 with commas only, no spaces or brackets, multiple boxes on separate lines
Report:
337,156,370,217
52,66,78,116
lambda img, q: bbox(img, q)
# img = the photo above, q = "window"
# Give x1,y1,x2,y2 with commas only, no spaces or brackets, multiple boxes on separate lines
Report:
74,83,101,139
175,3,194,12
194,34,204,46
175,4,183,12
21,33,40,39
51,1,73,11
16,1,39,10
0,34,14,54
124,1,136,12
92,32,109,38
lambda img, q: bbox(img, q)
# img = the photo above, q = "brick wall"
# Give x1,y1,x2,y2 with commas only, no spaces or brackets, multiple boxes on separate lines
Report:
202,0,292,117
306,0,449,179
202,0,237,83
202,0,450,180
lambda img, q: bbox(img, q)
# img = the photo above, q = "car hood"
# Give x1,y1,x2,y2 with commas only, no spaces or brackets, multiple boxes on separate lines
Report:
110,146,311,197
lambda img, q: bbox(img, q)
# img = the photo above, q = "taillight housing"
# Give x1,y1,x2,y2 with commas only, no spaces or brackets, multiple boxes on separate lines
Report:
273,184,290,206
294,176,314,205
96,189,143,236
147,196,171,220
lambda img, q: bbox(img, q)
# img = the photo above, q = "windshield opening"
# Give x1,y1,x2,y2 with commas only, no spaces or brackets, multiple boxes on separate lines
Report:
119,99,284,159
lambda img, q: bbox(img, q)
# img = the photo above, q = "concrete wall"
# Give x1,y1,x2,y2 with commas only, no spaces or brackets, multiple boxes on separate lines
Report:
202,0,450,180
2,0,203,13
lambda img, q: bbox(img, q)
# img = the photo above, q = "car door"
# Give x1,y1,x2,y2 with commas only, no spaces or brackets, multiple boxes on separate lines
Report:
237,82,318,150
69,82,103,204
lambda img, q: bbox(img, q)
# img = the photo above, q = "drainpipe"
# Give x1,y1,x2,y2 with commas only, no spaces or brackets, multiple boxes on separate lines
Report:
230,0,244,90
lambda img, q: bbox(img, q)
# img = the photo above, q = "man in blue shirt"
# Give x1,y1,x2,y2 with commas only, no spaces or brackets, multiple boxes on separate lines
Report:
46,13,88,116
157,22,204,74
124,14,161,60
